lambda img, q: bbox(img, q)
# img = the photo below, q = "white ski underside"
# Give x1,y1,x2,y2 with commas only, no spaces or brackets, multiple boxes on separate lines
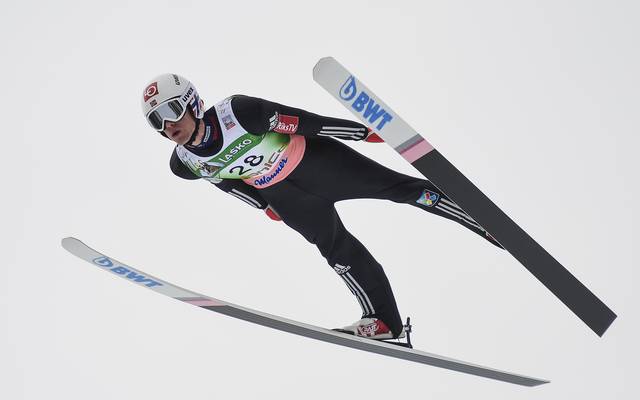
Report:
61,237,547,386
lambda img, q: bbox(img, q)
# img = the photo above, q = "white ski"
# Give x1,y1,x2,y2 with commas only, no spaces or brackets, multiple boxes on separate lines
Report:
61,237,548,386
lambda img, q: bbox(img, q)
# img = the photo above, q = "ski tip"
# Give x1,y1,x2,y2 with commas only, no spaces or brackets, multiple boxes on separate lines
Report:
61,236,81,251
312,56,336,79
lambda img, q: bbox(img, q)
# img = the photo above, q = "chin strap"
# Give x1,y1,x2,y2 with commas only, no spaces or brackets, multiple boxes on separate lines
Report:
184,118,202,146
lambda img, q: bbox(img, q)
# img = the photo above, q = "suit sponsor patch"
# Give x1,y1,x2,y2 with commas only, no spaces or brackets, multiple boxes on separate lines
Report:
416,189,440,207
269,112,299,134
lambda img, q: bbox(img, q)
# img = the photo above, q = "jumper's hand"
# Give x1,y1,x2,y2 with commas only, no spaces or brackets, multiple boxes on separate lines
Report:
265,205,282,221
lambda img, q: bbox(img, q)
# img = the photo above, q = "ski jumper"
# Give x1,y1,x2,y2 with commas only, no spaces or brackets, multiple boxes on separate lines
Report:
170,95,502,336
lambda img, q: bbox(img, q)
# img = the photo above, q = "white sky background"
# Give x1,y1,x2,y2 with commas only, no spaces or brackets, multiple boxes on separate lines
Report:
1,0,638,398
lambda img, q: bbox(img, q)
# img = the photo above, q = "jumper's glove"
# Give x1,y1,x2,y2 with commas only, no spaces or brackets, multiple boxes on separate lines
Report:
264,205,282,221
364,128,384,143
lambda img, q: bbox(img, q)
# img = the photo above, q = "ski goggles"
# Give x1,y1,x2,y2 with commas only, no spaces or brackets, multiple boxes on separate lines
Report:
146,98,187,131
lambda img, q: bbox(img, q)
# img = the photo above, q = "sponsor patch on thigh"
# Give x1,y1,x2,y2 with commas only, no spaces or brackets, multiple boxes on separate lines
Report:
416,189,440,207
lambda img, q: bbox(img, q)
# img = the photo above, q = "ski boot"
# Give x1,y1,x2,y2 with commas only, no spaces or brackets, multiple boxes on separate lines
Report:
333,317,413,348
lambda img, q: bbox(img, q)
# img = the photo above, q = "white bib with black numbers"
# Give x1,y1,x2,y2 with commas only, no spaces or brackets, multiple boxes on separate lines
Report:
175,97,290,184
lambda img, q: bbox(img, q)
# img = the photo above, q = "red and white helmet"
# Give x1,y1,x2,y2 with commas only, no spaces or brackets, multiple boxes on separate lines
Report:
141,73,204,132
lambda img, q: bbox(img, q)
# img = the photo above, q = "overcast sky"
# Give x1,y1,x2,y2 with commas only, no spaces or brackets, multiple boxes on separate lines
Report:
2,0,638,399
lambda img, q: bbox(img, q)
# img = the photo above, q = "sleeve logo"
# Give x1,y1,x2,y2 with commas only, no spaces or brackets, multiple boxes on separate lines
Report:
269,112,299,134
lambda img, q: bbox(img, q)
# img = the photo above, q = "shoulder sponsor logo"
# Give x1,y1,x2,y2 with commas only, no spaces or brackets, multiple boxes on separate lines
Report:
275,114,299,134
144,82,158,102
339,76,393,130
92,256,163,288
269,112,299,134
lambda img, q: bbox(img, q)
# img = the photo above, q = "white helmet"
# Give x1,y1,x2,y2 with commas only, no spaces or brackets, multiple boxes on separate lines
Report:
141,73,204,132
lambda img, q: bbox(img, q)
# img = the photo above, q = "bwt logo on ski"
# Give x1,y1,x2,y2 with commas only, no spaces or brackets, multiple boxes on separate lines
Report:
92,256,163,288
339,76,393,130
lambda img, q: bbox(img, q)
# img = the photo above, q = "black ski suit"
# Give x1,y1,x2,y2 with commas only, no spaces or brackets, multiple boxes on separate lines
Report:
170,95,502,336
